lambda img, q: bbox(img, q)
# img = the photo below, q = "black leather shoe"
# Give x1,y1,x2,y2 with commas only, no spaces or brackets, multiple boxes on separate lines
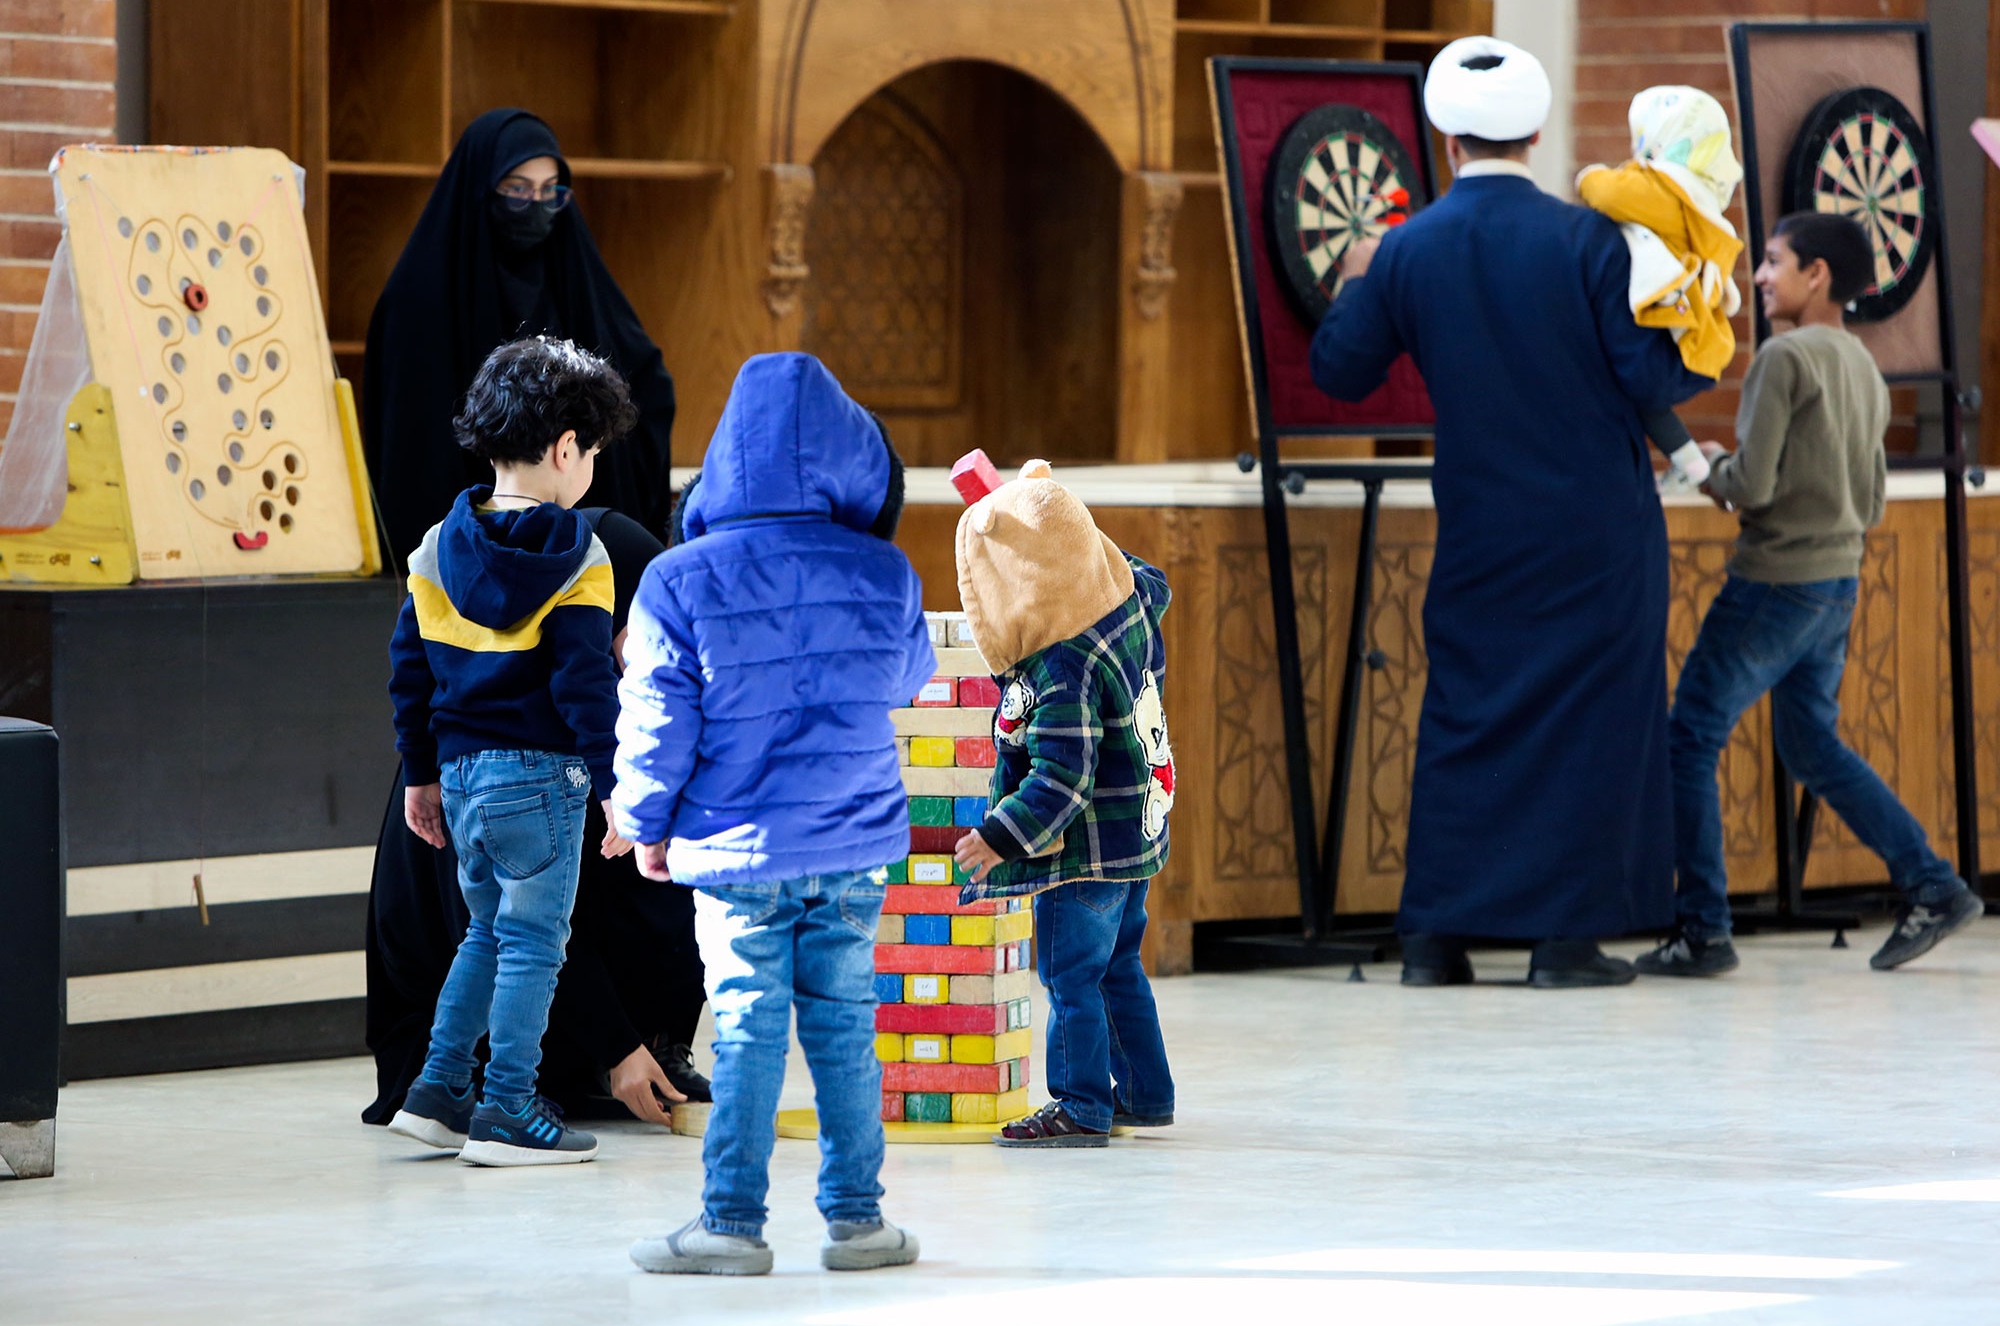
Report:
1400,934,1474,986
1529,939,1636,989
656,1042,713,1103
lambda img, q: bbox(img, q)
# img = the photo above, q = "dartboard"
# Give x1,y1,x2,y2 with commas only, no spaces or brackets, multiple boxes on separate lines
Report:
1782,86,1937,323
1267,104,1424,325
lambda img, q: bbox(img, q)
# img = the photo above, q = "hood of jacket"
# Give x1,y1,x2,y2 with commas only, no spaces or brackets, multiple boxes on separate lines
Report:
956,460,1137,674
682,353,890,539
434,487,593,628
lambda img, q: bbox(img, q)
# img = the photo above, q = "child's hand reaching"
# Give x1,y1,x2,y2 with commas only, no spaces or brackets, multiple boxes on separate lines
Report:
954,830,1004,884
600,800,634,858
405,782,447,849
635,842,672,882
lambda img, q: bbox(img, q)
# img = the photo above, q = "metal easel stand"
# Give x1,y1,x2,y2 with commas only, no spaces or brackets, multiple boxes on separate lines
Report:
1733,382,1990,945
1208,453,1434,971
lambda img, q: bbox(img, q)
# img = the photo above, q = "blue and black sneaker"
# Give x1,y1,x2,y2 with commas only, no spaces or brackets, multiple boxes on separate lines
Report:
458,1096,598,1167
388,1078,475,1151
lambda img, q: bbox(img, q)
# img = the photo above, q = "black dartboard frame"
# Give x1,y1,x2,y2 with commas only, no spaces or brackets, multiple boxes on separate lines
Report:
1780,85,1938,324
1265,103,1426,326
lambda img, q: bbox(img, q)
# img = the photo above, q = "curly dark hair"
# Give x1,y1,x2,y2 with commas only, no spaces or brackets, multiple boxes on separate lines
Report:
452,336,638,464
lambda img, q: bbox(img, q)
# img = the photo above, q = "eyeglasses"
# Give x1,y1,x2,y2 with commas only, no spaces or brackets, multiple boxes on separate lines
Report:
495,181,573,212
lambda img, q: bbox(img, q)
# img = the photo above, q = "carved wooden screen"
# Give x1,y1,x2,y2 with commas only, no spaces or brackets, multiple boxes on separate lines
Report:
803,93,965,410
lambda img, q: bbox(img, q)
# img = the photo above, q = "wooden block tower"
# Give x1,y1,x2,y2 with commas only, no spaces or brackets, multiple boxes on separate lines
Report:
875,609,1033,1130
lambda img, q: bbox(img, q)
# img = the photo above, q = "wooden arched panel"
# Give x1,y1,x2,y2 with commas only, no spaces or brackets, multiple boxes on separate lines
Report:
761,0,1171,173
802,94,964,409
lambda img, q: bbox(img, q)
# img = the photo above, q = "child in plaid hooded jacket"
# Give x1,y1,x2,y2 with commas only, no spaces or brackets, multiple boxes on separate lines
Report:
952,460,1177,1148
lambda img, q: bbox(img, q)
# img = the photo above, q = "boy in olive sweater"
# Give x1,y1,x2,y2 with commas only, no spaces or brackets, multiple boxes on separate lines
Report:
1640,213,1983,979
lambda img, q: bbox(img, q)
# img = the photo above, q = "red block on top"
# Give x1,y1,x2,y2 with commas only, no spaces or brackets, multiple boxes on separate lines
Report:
958,676,1000,709
950,449,1002,505
877,1002,1009,1035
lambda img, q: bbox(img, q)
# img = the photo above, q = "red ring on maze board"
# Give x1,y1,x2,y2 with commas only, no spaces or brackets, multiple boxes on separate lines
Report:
233,530,268,550
183,282,209,311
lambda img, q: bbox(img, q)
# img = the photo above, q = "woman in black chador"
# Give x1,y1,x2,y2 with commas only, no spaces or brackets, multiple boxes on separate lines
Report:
361,109,708,1129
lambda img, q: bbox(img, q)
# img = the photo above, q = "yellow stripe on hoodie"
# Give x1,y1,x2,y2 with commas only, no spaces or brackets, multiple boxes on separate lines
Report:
406,528,614,654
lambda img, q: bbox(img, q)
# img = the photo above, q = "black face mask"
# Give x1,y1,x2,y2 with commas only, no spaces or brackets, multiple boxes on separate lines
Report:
489,195,559,253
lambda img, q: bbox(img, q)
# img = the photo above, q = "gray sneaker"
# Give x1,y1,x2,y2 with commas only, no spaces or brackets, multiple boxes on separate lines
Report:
458,1097,597,1167
1634,934,1740,978
630,1218,773,1276
821,1219,920,1271
1870,890,1984,970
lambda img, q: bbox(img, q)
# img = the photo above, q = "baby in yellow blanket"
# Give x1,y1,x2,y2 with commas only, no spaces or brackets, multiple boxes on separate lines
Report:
1578,86,1745,488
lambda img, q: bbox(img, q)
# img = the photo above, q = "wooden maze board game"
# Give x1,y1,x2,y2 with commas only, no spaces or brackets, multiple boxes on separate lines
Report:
53,146,367,579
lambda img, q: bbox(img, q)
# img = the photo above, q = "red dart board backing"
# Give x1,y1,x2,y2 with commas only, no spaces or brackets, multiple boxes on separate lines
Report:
1781,86,1937,324
1266,104,1424,326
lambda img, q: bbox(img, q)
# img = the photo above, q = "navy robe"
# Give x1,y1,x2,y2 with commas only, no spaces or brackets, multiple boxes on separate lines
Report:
1311,172,1710,939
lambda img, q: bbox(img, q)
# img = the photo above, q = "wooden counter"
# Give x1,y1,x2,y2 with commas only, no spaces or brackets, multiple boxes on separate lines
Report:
874,463,2000,974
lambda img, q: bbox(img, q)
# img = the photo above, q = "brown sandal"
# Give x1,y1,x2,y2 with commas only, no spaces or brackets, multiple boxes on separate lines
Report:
995,1102,1109,1149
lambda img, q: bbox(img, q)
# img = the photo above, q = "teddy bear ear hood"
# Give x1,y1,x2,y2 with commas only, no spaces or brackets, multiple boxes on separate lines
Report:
955,460,1136,674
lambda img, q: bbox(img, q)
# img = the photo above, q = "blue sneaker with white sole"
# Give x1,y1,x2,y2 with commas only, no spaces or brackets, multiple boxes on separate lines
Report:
458,1096,598,1167
388,1078,475,1151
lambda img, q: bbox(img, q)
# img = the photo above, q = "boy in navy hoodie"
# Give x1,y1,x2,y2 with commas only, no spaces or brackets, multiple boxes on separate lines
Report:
386,337,652,1166
617,354,934,1276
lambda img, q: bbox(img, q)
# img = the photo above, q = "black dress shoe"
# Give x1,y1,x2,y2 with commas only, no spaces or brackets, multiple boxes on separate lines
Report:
656,1042,713,1103
1400,934,1474,986
1528,939,1636,989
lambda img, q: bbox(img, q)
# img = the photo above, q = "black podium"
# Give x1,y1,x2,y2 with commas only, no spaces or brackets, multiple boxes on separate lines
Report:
0,719,61,1178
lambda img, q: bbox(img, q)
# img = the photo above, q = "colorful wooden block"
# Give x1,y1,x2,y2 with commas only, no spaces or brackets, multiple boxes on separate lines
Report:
903,973,948,1004
958,676,1001,708
994,909,1033,945
904,1091,952,1123
954,796,989,826
877,1002,1008,1036
949,1086,1031,1124
874,972,904,1003
913,677,956,707
881,1090,905,1123
951,914,995,947
904,1034,947,1063
902,766,993,797
909,824,959,854
949,448,1002,504
948,970,1034,1005
1006,996,1031,1030
949,1029,1032,1065
884,884,999,915
908,799,953,827
874,1032,904,1063
903,914,952,946
933,647,989,677
883,1061,1013,1094
950,619,977,648
1003,939,1027,972
885,858,907,884
910,736,956,767
895,737,910,765
954,737,997,768
908,854,953,883
925,616,947,646
876,913,905,945
892,706,991,737
875,943,995,975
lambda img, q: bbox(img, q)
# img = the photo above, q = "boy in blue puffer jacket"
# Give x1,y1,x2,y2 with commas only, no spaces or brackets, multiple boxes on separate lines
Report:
616,353,934,1277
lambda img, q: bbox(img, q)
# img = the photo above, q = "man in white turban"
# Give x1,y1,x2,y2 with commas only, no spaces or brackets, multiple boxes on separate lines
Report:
1310,36,1716,989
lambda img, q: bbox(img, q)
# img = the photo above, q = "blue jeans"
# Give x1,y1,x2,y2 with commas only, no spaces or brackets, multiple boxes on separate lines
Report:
420,749,590,1112
1670,576,1966,941
694,870,887,1238
1034,879,1175,1134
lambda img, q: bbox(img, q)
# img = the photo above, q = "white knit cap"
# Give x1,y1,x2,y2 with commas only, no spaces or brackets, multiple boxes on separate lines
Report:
1424,36,1551,141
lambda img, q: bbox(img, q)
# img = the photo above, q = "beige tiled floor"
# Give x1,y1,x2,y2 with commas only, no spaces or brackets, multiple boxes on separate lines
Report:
3,922,1998,1324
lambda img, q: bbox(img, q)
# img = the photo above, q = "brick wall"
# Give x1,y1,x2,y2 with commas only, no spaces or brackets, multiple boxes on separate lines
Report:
0,0,115,436
1573,0,1922,447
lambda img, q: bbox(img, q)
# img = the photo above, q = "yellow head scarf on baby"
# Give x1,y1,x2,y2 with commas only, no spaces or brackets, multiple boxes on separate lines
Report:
1628,85,1741,216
